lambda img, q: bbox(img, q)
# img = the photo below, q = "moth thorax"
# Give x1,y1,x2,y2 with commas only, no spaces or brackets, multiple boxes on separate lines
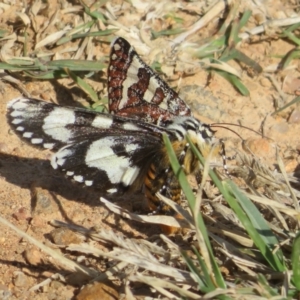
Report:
166,116,214,142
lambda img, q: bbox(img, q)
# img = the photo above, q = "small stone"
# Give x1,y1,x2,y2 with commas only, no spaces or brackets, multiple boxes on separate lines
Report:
270,122,289,134
285,159,298,173
12,207,31,221
49,228,82,246
23,248,43,266
288,109,300,124
260,77,271,87
243,138,275,159
75,282,119,300
0,143,9,153
13,271,28,287
50,280,65,290
0,284,12,300
30,185,53,214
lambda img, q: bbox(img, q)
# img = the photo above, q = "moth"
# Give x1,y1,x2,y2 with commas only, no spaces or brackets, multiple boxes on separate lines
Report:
7,37,220,215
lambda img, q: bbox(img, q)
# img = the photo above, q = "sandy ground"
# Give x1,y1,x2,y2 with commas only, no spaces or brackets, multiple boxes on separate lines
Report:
1,0,300,299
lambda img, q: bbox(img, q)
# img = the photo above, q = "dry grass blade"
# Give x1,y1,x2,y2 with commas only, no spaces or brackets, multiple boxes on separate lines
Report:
35,29,71,49
0,214,98,277
67,243,196,283
130,274,201,299
172,0,235,44
100,197,190,228
51,220,175,257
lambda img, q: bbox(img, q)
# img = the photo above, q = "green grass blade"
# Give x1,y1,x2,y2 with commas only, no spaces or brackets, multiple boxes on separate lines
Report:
220,49,263,74
225,181,285,271
238,10,252,30
228,181,285,264
282,31,300,46
64,68,99,103
272,95,300,116
163,134,226,289
257,274,280,297
182,249,230,300
282,22,300,34
214,70,249,96
280,49,300,69
180,250,206,289
78,0,107,21
24,70,69,79
57,29,117,45
48,59,106,71
0,62,35,70
151,28,185,39
291,231,300,289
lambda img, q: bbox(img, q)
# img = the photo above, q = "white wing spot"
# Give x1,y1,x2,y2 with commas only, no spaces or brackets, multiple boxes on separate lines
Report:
66,171,74,176
111,54,117,60
85,137,140,186
10,99,28,109
23,132,33,138
107,188,117,194
85,180,93,186
16,126,25,131
43,143,55,149
125,143,139,153
113,43,121,51
31,138,43,144
91,115,113,129
7,98,26,108
11,111,24,117
51,148,73,169
12,118,23,125
43,107,75,143
122,123,139,130
74,175,84,183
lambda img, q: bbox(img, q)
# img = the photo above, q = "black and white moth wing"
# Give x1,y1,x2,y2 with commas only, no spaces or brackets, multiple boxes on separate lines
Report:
51,134,160,193
7,97,164,193
7,97,91,150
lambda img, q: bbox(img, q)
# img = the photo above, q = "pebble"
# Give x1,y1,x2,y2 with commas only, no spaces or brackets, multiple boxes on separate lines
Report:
49,228,82,246
12,207,31,221
0,142,8,153
270,122,289,134
284,159,298,173
75,282,119,300
30,185,53,214
13,271,28,287
243,137,274,159
23,248,43,266
288,109,300,124
259,77,271,87
0,284,12,300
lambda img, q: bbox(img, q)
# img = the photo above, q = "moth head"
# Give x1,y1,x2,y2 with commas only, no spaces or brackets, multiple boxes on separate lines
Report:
166,116,220,158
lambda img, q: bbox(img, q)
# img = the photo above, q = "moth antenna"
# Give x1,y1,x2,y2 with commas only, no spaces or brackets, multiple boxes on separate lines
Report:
209,124,245,141
210,122,262,137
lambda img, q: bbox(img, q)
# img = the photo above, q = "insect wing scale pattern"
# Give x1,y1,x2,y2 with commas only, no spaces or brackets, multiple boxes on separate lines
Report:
7,37,218,215
108,37,192,126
